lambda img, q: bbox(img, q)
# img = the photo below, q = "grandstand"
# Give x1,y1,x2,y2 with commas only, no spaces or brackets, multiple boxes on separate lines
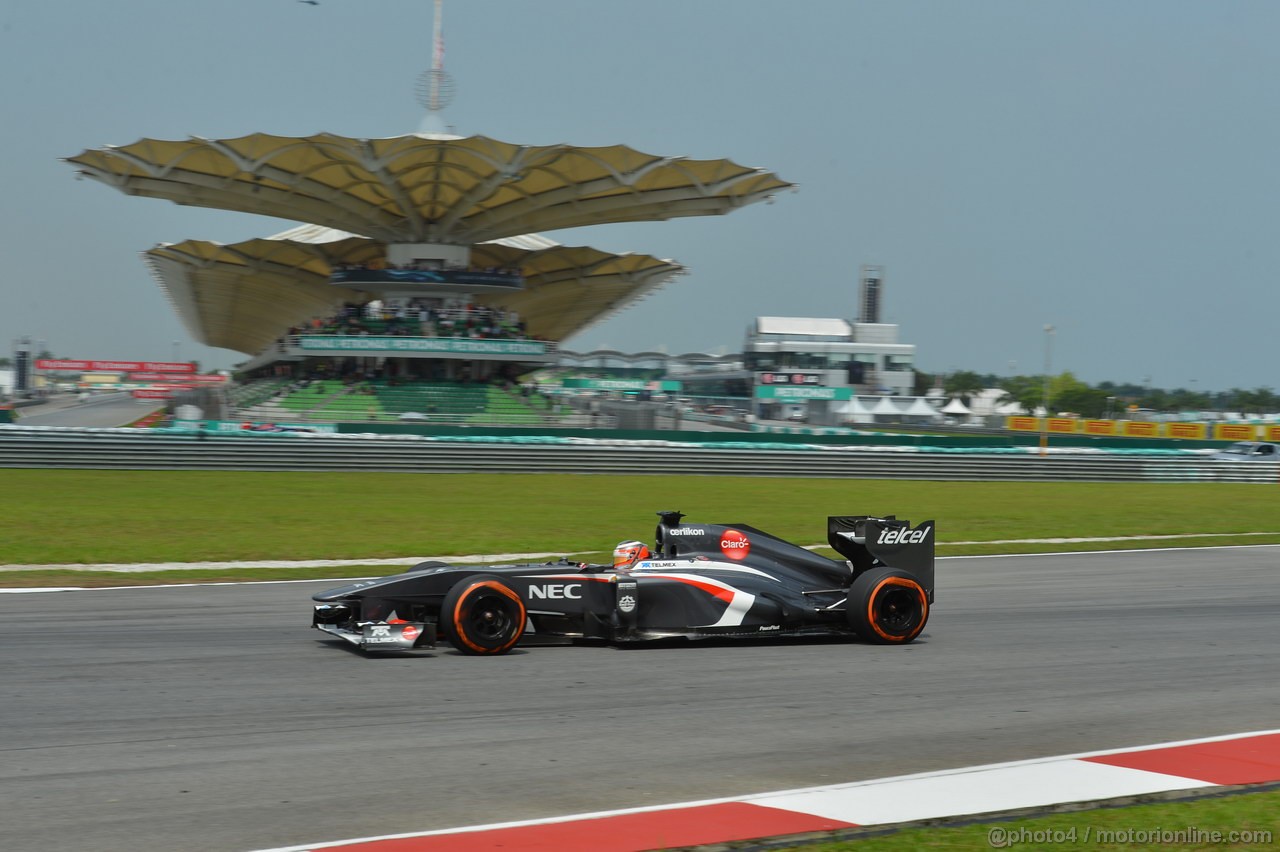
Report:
234,377,560,427
225,377,289,411
69,83,789,432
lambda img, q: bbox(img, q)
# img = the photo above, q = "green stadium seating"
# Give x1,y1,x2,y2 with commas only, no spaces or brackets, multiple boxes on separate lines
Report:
246,380,559,425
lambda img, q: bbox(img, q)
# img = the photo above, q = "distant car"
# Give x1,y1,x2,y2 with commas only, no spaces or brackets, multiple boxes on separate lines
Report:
398,412,428,421
1212,441,1279,461
241,422,316,433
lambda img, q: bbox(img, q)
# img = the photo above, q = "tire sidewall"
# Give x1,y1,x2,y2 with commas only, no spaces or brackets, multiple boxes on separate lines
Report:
441,574,527,655
848,567,929,644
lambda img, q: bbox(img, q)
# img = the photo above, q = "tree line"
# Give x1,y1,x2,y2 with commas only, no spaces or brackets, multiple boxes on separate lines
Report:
921,370,1279,419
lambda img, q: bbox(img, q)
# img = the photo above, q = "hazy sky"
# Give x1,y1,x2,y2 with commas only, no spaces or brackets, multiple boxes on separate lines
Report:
2,1,1276,392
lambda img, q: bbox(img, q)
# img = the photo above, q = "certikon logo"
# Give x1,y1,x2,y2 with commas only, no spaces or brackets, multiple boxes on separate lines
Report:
667,528,705,536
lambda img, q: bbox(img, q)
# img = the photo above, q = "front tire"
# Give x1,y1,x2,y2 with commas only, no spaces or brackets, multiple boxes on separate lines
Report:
441,575,526,655
848,568,929,644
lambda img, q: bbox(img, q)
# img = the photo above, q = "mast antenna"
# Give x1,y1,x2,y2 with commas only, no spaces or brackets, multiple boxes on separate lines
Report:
415,0,456,132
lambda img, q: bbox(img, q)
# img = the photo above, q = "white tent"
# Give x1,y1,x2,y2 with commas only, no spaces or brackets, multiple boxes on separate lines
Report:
940,398,970,414
903,397,941,419
834,397,873,424
870,396,903,416
835,397,872,415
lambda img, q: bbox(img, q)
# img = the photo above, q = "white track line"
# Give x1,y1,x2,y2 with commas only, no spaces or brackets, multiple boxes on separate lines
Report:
5,543,1279,594
0,552,572,573
3,532,1278,573
943,531,1280,545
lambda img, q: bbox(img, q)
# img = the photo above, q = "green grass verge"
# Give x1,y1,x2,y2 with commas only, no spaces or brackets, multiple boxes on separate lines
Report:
778,788,1279,851
6,469,1280,562
3,470,1278,586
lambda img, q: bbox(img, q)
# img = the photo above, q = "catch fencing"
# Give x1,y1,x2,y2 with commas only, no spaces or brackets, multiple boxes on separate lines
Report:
1,426,1277,482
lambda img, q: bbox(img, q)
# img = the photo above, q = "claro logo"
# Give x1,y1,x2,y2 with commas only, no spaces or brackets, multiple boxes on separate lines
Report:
720,529,751,561
528,584,583,600
876,525,931,545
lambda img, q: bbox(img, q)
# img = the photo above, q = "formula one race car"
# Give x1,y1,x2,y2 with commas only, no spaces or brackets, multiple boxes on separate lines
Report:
311,512,935,655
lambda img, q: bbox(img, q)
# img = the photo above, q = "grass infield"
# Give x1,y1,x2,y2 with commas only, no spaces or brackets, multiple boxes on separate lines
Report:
2,469,1278,587
778,787,1280,851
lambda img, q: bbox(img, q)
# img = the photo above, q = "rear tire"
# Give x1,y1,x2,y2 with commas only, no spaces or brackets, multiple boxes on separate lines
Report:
441,575,526,655
848,568,929,644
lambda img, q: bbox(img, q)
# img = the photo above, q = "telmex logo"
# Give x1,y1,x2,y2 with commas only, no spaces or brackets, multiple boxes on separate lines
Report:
876,525,931,545
528,584,582,600
667,528,705,536
720,529,751,561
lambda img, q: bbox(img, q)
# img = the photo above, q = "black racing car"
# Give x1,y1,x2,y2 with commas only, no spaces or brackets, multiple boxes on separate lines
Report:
311,512,935,655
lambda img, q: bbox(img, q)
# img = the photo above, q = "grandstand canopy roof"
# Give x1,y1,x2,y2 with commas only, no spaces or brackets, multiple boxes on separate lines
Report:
145,225,683,355
68,133,793,244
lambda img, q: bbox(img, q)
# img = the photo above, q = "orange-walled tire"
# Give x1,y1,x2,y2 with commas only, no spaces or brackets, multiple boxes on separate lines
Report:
440,575,526,655
848,568,929,644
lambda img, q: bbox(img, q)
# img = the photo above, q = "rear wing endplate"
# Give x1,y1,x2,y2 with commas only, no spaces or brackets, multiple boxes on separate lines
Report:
827,516,935,598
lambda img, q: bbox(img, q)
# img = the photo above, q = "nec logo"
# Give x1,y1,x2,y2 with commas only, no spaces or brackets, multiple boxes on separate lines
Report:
528,584,582,600
876,526,931,545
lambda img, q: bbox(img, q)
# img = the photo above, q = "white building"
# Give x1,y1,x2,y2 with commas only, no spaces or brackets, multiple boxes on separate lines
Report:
742,317,917,422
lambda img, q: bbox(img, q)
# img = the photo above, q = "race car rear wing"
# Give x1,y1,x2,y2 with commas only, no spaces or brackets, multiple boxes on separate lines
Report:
827,516,935,600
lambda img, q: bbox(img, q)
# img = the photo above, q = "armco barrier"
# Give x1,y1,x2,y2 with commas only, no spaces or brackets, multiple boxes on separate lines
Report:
338,422,1224,451
1,427,1277,482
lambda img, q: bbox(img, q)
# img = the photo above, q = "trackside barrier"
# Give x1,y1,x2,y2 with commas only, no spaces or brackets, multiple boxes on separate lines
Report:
332,422,1226,451
0,427,1277,482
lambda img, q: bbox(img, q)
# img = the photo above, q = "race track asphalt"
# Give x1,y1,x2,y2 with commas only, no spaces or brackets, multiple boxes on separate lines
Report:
11,393,157,429
2,546,1278,852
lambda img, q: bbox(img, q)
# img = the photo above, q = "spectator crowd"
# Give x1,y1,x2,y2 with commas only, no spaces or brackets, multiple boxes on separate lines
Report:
280,298,538,346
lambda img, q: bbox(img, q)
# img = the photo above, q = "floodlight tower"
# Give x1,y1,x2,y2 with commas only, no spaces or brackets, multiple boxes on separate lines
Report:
857,265,884,324
416,0,456,134
12,337,32,395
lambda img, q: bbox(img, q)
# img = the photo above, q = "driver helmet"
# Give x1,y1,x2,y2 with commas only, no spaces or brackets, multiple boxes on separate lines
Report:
612,540,651,570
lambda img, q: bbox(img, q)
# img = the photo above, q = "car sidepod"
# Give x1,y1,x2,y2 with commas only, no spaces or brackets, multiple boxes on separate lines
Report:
621,561,790,638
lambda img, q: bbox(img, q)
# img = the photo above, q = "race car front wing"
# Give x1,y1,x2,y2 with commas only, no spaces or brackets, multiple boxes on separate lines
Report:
312,605,436,650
